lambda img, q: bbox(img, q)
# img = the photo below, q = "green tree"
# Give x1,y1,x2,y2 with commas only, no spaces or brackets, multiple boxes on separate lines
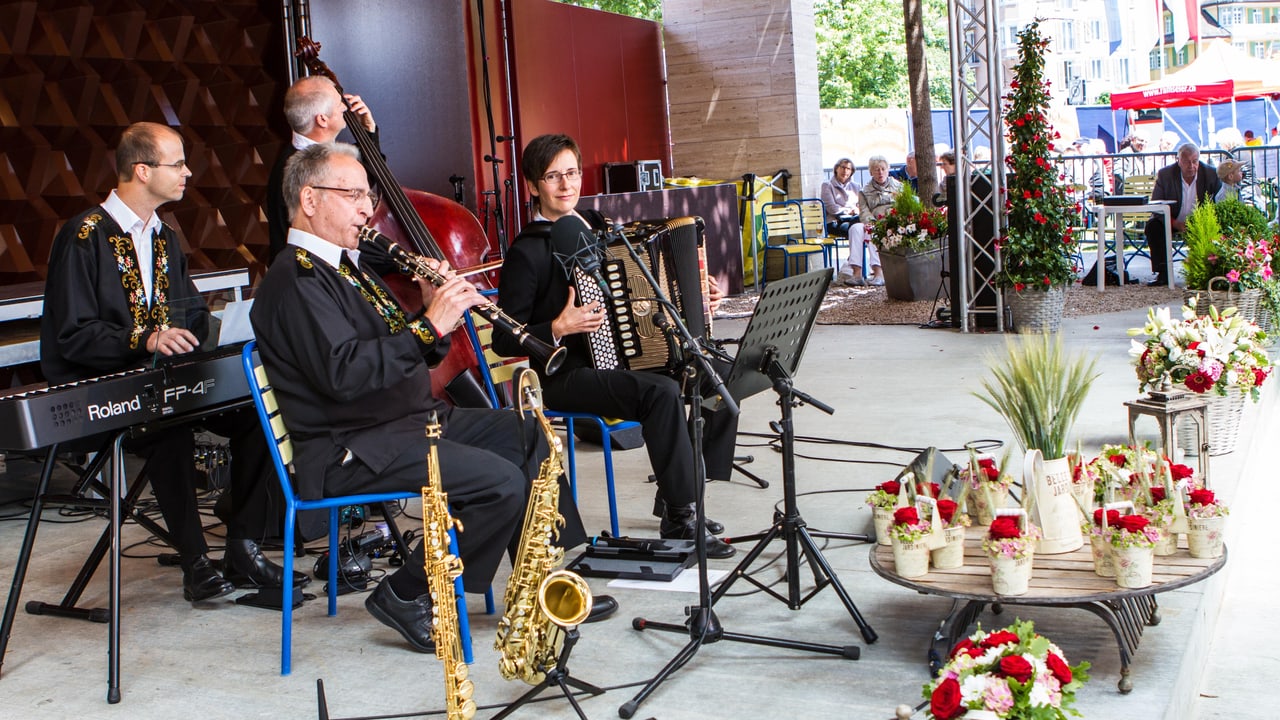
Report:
815,0,951,109
559,0,661,21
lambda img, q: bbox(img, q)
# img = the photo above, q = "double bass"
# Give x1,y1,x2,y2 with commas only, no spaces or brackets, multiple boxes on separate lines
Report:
295,37,500,400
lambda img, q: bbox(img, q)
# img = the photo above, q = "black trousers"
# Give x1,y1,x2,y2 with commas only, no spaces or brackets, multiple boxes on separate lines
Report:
1144,216,1170,278
322,406,585,595
543,366,739,510
124,405,280,562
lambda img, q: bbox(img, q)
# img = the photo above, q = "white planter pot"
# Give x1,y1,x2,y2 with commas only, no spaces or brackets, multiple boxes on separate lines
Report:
1187,516,1226,558
1090,533,1115,577
988,552,1033,596
1112,544,1155,589
873,505,894,546
1152,526,1177,556
1026,453,1084,555
930,525,967,570
971,485,1010,526
892,537,931,578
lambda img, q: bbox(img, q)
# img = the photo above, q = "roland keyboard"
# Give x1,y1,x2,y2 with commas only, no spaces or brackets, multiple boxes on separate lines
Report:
0,346,249,451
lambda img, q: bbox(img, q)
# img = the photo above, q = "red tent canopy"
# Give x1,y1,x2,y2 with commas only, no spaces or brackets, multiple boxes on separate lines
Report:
1110,80,1237,110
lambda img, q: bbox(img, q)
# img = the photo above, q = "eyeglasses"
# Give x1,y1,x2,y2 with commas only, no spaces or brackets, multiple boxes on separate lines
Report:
137,159,188,170
540,168,582,185
836,164,853,171
312,185,380,208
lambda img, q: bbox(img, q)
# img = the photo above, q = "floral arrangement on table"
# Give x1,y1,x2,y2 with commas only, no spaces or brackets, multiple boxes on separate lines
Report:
1082,507,1121,541
1083,443,1161,503
1128,302,1273,401
1186,487,1230,519
982,515,1041,560
960,454,1014,497
998,20,1078,292
1106,513,1161,550
868,184,948,256
1181,199,1280,329
866,479,904,511
935,498,969,530
922,619,1089,720
889,506,934,543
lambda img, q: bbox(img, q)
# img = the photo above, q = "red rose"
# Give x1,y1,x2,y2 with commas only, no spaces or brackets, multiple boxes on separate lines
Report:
982,466,1001,481
1149,486,1166,503
1254,367,1269,386
981,629,1020,648
988,516,1022,539
1187,341,1206,357
1190,488,1217,506
1170,464,1194,481
1108,453,1127,467
978,457,996,469
917,482,941,498
930,677,963,720
893,506,920,526
1185,370,1214,394
937,498,958,524
877,480,901,496
1093,508,1121,527
999,654,1034,683
948,638,975,660
1046,652,1073,684
1116,514,1149,532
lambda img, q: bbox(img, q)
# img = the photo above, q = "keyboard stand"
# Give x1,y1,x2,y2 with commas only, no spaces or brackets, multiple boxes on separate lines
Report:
0,431,139,703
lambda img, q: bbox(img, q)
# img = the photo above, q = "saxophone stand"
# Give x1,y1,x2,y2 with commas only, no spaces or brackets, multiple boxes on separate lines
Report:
489,627,604,720
621,270,872,720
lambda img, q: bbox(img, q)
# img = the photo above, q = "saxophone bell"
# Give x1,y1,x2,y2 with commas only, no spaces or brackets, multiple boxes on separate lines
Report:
538,570,593,629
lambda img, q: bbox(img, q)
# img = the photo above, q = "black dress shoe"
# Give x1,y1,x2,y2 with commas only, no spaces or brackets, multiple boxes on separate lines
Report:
659,513,736,559
365,581,435,653
182,555,236,602
223,538,310,589
583,594,618,623
652,498,725,535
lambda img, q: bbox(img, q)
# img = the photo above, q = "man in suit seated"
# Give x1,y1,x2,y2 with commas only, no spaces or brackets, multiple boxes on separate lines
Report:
1144,143,1222,286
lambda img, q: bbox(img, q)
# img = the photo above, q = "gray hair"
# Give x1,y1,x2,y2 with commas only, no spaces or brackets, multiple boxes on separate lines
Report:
284,76,340,135
867,155,889,171
282,142,361,221
1177,142,1200,161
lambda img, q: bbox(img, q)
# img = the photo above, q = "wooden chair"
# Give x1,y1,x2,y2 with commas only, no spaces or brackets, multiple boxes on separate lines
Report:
759,201,825,282
241,341,480,675
1119,174,1157,269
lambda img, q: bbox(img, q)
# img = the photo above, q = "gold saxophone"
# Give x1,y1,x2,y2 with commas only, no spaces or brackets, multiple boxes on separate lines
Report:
494,370,594,684
422,414,477,720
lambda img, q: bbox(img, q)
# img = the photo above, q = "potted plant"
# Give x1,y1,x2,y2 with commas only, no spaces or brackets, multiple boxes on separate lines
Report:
959,451,1013,526
1000,21,1078,333
975,333,1099,553
1129,301,1274,454
1084,507,1121,577
1107,512,1160,589
922,619,1089,720
1181,199,1278,334
868,184,948,301
982,511,1041,596
889,505,934,578
930,496,969,570
866,478,905,546
1186,486,1229,558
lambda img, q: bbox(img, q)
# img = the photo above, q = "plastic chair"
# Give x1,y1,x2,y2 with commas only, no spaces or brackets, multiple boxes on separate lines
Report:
462,298,638,537
759,201,825,282
241,340,480,675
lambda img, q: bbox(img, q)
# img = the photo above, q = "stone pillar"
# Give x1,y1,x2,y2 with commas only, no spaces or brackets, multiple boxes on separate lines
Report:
663,0,823,198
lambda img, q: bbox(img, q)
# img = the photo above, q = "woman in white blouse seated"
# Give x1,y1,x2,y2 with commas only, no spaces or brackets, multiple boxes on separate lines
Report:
837,155,901,286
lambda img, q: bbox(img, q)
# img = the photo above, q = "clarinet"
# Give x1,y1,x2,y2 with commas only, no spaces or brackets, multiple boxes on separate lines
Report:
357,227,566,376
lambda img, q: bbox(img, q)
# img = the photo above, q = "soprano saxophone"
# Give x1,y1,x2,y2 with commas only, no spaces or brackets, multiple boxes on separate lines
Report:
422,414,477,720
494,370,594,684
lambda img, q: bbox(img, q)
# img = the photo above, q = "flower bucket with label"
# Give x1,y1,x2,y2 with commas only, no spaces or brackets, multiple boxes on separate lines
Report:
1187,515,1226,558
891,537,931,578
1152,525,1177,556
989,553,1033,595
1112,544,1154,589
873,505,894,546
971,484,1010,526
1025,450,1084,554
931,525,967,570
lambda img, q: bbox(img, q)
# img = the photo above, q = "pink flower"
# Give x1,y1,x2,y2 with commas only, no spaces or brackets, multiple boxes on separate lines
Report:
1226,269,1241,283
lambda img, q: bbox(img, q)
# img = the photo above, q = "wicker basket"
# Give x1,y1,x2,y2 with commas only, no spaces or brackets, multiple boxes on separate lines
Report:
1007,285,1065,333
1177,392,1247,456
1182,277,1264,324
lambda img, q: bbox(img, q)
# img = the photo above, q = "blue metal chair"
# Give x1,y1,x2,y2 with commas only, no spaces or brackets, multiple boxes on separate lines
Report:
462,298,638,537
241,340,482,675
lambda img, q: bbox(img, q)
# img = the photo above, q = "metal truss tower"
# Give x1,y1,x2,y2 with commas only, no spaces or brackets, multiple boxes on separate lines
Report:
947,0,1006,331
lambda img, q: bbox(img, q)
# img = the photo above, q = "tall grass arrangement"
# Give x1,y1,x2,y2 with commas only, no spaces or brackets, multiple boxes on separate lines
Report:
974,333,1100,459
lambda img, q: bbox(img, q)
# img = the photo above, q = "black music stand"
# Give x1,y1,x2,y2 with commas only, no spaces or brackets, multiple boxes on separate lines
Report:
621,269,875,719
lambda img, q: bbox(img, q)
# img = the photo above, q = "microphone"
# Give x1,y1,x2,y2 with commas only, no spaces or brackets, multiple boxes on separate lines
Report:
549,214,610,298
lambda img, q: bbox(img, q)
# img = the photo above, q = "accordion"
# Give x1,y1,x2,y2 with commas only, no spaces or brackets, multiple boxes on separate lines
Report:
572,216,711,372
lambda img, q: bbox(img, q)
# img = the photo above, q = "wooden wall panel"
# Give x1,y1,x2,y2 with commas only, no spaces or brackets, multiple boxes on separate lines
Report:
0,0,286,287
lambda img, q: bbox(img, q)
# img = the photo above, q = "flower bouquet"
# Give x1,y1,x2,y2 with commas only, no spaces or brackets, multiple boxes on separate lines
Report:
889,505,935,578
1185,487,1229,559
923,619,1089,720
931,497,971,570
960,452,1013,526
981,511,1041,596
1085,444,1162,504
868,185,947,256
867,479,906,546
1129,302,1273,401
1107,512,1161,589
1083,507,1121,578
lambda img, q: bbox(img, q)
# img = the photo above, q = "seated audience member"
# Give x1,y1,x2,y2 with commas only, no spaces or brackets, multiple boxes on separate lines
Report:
1158,131,1180,152
1215,159,1243,202
820,158,860,236
937,150,956,177
889,152,919,192
1145,143,1221,286
837,155,901,286
251,142,616,652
